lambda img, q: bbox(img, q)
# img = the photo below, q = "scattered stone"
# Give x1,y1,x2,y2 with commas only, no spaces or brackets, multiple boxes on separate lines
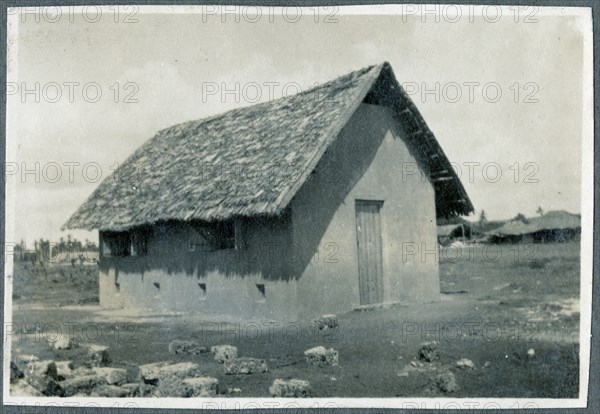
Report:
10,361,24,383
304,346,339,367
483,361,491,368
269,379,311,398
224,357,268,375
168,340,208,355
149,374,217,398
51,336,76,350
432,372,459,393
53,361,75,378
10,379,43,397
93,367,128,385
228,387,242,394
139,362,204,386
153,375,184,397
86,344,111,367
456,358,475,369
211,345,238,363
527,348,536,359
179,377,219,397
26,372,66,397
63,366,95,380
61,374,106,396
25,359,72,381
410,360,423,368
418,341,439,362
138,362,168,385
312,314,338,330
89,384,133,398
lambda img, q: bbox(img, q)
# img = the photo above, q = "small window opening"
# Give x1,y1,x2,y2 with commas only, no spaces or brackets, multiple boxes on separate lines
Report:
198,283,207,299
101,229,150,257
190,220,243,251
130,229,149,256
153,282,160,291
115,282,120,292
101,231,130,257
216,221,236,250
256,284,266,302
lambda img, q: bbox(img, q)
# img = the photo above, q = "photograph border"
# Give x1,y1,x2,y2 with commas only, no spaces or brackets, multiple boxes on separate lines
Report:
1,1,597,412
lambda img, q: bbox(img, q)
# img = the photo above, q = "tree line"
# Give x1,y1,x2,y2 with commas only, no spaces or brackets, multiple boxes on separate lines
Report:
14,235,98,262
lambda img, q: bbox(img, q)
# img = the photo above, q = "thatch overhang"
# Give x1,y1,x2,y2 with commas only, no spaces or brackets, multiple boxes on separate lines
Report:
63,62,474,232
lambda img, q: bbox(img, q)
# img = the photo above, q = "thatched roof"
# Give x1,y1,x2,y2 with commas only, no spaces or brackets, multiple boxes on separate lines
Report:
64,62,473,231
488,211,581,236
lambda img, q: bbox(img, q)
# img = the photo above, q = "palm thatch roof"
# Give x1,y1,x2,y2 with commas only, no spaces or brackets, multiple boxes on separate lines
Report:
64,62,473,232
488,211,581,236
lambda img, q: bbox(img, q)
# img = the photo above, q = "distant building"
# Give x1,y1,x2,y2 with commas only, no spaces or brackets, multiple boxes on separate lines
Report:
487,211,581,243
63,62,473,320
437,223,473,245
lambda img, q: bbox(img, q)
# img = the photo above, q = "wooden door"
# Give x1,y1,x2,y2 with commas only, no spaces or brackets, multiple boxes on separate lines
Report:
355,200,384,305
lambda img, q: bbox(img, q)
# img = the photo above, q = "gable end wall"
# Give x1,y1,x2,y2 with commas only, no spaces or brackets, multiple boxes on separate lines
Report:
290,103,440,319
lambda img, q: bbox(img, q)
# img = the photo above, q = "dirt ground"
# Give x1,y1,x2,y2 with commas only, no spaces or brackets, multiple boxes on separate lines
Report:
9,241,580,398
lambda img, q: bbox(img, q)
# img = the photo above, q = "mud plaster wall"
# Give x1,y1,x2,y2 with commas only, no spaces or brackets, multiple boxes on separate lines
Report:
290,103,440,319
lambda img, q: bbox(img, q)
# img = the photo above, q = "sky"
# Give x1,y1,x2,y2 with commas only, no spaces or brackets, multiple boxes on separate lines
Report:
7,6,590,246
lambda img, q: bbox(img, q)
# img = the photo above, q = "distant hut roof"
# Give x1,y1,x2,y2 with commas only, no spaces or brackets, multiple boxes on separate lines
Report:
489,211,581,237
437,223,472,237
63,62,473,232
